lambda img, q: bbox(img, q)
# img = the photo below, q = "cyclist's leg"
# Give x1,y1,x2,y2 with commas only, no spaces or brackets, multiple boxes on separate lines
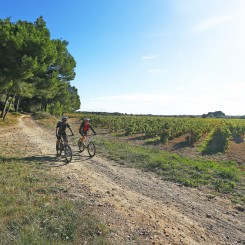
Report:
84,132,88,143
80,131,86,142
56,134,62,150
62,134,68,144
78,132,86,152
56,134,63,157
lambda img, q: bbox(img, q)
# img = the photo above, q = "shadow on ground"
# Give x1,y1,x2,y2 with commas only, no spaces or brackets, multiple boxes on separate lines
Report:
22,151,93,167
172,141,190,150
232,135,244,144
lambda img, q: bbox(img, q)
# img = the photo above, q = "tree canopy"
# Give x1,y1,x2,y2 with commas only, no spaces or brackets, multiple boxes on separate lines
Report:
0,16,80,118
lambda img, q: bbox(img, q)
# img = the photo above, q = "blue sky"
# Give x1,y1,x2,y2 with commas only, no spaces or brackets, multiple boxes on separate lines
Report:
1,0,245,115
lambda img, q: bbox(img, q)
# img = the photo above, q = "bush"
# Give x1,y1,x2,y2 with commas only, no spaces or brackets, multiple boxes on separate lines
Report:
11,112,22,116
33,111,53,120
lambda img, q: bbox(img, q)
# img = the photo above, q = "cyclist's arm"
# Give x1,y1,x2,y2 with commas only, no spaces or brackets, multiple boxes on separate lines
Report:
56,121,61,136
90,125,96,135
69,128,74,135
67,123,74,135
79,122,84,134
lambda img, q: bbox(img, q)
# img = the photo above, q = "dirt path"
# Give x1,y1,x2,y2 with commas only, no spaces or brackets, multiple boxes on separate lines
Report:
1,115,244,245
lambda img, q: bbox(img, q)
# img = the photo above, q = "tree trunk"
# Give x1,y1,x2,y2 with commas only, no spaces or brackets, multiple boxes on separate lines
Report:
15,96,20,112
3,93,16,120
44,103,48,112
1,93,10,118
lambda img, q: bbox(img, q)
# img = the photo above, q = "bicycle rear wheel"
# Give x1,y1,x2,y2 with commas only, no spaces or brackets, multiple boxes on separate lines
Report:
64,145,72,163
88,142,96,157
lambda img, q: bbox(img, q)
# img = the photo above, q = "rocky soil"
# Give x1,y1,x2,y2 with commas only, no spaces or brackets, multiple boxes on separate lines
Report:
0,115,244,245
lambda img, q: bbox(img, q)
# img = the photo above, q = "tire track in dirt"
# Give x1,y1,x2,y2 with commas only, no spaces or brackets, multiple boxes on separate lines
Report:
2,115,244,245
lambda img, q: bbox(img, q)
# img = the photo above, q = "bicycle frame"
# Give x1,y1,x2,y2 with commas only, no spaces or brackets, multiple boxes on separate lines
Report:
78,134,96,157
79,135,93,147
57,135,73,163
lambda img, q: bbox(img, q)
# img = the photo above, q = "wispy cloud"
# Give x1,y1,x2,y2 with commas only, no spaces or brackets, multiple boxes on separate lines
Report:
83,91,244,116
141,54,159,60
193,14,237,32
96,93,176,103
148,68,161,74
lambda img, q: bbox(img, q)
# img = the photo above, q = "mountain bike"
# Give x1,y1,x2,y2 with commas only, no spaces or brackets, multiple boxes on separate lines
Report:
78,135,96,157
56,135,73,163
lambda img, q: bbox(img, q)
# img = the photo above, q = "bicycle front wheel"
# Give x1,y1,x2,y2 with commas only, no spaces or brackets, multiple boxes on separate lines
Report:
64,145,72,163
88,142,96,157
56,143,62,157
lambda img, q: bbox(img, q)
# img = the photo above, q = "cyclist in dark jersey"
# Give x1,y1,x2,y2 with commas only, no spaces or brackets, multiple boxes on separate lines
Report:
56,115,74,152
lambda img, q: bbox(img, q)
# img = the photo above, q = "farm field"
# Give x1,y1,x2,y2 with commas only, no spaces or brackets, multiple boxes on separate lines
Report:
0,113,244,244
69,113,245,164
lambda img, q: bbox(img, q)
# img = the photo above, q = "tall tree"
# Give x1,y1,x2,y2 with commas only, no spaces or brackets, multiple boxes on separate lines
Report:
0,16,79,118
0,17,56,118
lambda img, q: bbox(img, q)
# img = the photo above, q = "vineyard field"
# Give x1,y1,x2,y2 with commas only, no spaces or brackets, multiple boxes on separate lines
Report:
70,113,245,163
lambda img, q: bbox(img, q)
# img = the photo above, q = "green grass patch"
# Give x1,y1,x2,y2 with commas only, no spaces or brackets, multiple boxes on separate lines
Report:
144,136,160,145
0,112,20,127
0,156,110,245
96,138,244,204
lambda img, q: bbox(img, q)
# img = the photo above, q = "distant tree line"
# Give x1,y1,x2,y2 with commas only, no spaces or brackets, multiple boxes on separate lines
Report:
202,111,245,119
81,111,202,118
0,16,80,119
202,111,226,118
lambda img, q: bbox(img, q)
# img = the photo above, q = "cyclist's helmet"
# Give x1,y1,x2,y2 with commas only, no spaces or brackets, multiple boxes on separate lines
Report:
62,115,68,121
83,118,90,122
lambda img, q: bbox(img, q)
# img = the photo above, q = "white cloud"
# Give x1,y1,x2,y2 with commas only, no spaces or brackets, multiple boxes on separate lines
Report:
192,14,237,32
148,68,161,74
141,54,159,60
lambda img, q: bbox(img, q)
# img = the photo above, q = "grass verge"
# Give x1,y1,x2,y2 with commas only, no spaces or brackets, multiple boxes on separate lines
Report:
0,112,20,127
96,137,245,205
0,156,110,245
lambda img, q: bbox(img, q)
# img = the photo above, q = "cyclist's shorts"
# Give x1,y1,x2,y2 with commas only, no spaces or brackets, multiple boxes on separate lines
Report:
80,130,88,136
57,133,67,141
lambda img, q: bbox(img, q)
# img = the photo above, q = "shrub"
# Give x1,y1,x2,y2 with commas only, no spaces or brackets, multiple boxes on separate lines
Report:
33,111,53,120
160,123,171,143
11,112,22,116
